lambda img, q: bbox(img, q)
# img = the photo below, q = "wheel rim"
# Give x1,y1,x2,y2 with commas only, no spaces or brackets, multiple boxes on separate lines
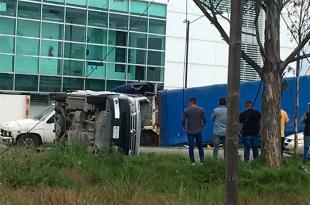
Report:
23,137,35,148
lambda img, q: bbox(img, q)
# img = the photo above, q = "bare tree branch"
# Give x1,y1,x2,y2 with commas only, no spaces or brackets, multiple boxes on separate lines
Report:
287,53,310,64
241,30,257,37
281,0,292,10
254,2,266,62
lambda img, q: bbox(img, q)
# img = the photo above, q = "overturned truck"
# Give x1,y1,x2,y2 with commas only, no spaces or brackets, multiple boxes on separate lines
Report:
50,91,151,155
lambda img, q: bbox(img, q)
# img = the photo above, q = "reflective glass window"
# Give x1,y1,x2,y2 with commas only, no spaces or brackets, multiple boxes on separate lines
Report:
64,43,85,59
0,73,13,90
88,0,108,10
15,56,39,74
149,19,166,35
86,45,106,61
149,3,167,18
107,47,126,63
129,32,147,48
88,11,108,27
18,1,41,19
106,64,126,79
108,31,127,46
128,49,146,64
148,35,165,50
40,76,62,92
0,0,16,16
42,22,64,40
0,17,15,35
86,62,106,78
40,58,62,75
0,36,14,53
66,8,86,25
147,67,163,81
65,25,86,42
41,40,62,57
147,51,165,66
0,54,13,72
110,0,128,13
106,80,125,90
130,17,147,32
43,5,64,22
15,75,38,91
109,14,128,30
16,38,39,55
17,19,40,37
66,0,87,7
86,79,106,91
63,60,84,76
87,28,107,44
63,77,84,91
130,1,148,15
127,65,145,81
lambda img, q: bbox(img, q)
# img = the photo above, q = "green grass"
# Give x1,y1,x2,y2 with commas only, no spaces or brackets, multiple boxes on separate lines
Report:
0,142,309,205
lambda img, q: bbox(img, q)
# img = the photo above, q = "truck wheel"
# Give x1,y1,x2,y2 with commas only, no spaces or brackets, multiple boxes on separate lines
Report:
17,134,40,149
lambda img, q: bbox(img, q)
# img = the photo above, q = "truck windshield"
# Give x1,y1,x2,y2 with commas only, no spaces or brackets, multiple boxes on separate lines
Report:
33,104,55,120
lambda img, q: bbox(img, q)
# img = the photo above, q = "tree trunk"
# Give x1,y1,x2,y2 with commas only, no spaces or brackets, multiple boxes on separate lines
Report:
261,72,282,167
294,54,300,155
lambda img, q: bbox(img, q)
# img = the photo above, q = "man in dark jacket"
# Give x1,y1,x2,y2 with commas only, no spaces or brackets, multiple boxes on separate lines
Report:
182,98,207,164
301,103,310,163
239,101,261,162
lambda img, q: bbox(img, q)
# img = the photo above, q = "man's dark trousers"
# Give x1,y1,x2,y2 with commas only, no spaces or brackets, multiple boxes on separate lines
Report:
187,132,204,163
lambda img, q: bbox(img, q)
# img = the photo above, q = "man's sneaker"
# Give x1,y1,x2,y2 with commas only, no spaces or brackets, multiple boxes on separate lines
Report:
191,162,196,166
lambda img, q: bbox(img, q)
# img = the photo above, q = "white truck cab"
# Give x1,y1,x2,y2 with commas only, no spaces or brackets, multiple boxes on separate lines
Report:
0,104,56,148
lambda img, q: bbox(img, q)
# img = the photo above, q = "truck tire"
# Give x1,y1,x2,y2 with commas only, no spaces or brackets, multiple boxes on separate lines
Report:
16,134,40,149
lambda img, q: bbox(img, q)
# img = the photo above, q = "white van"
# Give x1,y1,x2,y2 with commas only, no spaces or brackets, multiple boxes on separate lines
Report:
0,105,56,148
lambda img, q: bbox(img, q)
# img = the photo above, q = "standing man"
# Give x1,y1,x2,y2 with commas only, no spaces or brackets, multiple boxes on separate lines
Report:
211,98,227,159
301,103,310,163
239,101,261,162
182,97,207,164
280,109,289,156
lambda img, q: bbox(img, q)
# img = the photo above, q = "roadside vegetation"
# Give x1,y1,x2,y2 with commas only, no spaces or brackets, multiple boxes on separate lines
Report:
0,142,309,205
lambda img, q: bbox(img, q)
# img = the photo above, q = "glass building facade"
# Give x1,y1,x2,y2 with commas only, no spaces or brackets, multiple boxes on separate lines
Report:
0,0,166,92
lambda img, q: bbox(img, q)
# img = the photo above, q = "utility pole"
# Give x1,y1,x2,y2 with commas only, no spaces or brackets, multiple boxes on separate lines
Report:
184,20,190,88
225,0,243,205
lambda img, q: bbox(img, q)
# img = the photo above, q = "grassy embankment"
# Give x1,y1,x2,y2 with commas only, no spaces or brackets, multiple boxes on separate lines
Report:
0,142,309,205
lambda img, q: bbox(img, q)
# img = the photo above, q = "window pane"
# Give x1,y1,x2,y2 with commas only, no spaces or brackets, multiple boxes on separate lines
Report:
147,67,163,81
87,28,107,44
41,40,62,57
17,19,40,37
18,1,41,19
66,8,86,25
86,45,106,61
16,38,39,55
63,60,84,76
42,22,63,40
86,79,105,91
127,65,145,81
43,5,64,22
110,0,128,13
88,11,108,27
0,36,14,53
148,35,165,50
86,62,106,78
129,32,147,48
147,51,165,66
149,3,167,18
15,56,39,74
130,17,147,32
63,77,84,92
0,17,15,35
106,80,125,90
0,0,16,16
44,0,64,4
15,74,38,91
107,47,126,63
106,64,126,79
0,54,13,72
128,49,146,64
0,73,13,90
66,0,87,7
108,31,127,46
109,14,128,30
149,19,166,35
88,0,108,10
130,1,148,16
65,25,86,42
64,43,85,59
40,58,62,75
40,76,62,92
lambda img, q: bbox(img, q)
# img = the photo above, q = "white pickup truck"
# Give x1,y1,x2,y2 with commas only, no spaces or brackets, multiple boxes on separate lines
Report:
0,105,56,148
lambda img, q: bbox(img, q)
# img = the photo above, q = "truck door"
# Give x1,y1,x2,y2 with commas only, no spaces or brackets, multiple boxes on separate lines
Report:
43,113,56,143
